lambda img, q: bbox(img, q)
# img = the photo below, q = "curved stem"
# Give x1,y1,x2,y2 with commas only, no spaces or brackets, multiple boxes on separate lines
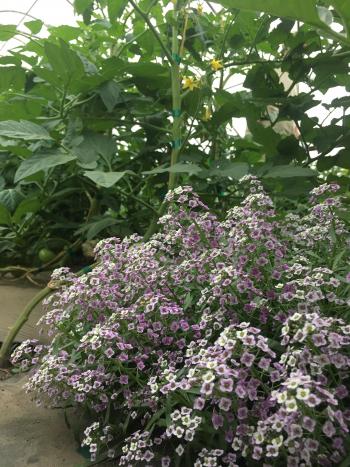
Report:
128,0,173,63
0,287,51,367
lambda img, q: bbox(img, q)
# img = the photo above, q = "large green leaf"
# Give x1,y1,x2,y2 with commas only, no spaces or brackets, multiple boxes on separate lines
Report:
74,0,93,14
44,39,85,86
0,203,11,225
0,25,17,41
0,120,52,140
24,20,44,34
0,67,25,92
264,165,317,178
143,163,202,175
108,0,128,22
202,161,249,180
84,170,132,188
0,189,24,212
212,0,349,43
98,81,122,112
329,1,350,36
12,198,41,224
15,151,77,182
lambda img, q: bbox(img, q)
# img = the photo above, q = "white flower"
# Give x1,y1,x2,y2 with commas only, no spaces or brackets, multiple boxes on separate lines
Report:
296,387,310,400
286,398,298,412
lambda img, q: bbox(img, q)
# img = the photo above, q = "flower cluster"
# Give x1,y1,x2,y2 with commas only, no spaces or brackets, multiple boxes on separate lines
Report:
12,178,350,466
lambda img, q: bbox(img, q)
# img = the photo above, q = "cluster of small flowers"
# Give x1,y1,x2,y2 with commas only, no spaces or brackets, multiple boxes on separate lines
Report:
166,407,202,442
11,178,350,466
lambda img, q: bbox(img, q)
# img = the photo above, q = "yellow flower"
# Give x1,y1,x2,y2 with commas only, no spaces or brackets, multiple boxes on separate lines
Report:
197,3,203,14
182,76,200,91
210,58,223,72
202,106,212,121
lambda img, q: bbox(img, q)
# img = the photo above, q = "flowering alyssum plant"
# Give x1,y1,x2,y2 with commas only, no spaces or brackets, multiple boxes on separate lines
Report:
12,177,350,466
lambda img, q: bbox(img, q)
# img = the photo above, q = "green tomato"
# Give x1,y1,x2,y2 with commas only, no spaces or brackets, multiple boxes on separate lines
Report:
38,248,56,263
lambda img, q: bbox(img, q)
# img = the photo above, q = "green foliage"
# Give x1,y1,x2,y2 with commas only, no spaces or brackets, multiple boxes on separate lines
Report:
0,0,349,270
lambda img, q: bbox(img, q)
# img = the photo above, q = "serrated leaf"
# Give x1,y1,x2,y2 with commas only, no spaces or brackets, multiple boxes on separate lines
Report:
83,170,132,188
15,151,76,182
0,120,52,140
264,165,317,178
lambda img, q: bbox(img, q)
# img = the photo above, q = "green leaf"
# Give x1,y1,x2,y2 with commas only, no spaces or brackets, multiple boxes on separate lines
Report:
49,25,82,41
98,81,122,112
204,161,249,180
12,198,41,224
24,20,44,34
80,217,119,240
264,165,317,178
83,170,132,188
0,25,17,41
15,151,77,182
212,0,349,43
329,0,350,36
143,163,202,175
74,0,93,14
0,120,52,140
0,189,24,212
0,203,12,225
44,40,85,86
317,6,333,26
0,67,25,92
108,0,128,22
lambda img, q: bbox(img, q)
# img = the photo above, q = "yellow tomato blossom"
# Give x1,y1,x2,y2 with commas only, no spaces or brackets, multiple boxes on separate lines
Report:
182,76,200,91
210,58,223,72
197,3,203,14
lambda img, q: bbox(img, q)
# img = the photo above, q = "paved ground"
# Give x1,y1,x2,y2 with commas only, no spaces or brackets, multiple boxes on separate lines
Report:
0,282,50,345
0,374,86,467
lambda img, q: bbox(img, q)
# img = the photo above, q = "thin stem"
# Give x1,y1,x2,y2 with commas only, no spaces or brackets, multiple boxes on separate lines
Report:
168,0,183,190
129,0,173,63
0,287,51,367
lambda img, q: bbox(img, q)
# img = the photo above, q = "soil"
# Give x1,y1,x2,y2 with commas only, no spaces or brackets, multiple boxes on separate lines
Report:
0,373,86,467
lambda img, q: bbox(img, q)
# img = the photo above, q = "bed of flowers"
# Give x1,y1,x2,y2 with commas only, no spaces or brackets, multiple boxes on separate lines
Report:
11,176,350,466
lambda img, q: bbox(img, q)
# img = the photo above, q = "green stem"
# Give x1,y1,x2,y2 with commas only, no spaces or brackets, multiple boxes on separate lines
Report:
168,0,183,191
0,287,51,367
128,0,173,63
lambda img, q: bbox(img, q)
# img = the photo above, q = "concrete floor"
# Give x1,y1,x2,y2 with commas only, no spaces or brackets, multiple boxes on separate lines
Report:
0,282,50,345
0,374,85,467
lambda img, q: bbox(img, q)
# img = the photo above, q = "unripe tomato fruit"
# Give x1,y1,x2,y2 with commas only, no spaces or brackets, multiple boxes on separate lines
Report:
38,248,55,263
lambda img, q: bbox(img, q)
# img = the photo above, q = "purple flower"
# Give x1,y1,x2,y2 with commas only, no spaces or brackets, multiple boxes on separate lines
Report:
201,381,214,396
119,375,129,385
104,348,114,358
240,352,255,367
218,397,231,411
322,421,336,438
302,416,316,432
194,397,205,410
212,411,224,430
219,378,233,393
